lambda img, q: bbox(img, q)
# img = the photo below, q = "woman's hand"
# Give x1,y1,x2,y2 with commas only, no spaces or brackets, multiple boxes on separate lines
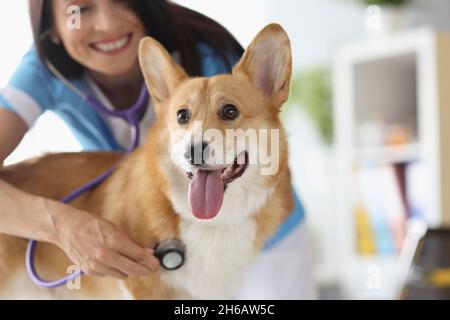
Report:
46,199,160,280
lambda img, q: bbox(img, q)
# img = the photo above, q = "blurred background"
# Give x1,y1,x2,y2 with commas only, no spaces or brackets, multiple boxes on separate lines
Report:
2,0,450,299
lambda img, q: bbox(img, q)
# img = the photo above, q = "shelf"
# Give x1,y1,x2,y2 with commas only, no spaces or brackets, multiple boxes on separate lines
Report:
353,254,397,269
344,255,399,299
354,143,420,165
335,28,450,299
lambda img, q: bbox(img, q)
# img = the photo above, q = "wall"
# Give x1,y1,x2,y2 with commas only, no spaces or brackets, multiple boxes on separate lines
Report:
0,0,32,87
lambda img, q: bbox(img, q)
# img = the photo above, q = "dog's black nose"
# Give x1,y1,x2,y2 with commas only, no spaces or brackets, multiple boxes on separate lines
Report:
184,141,209,166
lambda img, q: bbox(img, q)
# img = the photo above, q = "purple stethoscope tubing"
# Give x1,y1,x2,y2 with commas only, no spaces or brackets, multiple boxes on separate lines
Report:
25,74,149,288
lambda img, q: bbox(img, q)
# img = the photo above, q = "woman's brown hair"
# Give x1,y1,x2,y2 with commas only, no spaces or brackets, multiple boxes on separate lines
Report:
28,0,243,78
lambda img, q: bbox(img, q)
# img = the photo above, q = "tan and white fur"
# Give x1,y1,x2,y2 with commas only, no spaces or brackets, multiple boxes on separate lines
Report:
0,23,294,299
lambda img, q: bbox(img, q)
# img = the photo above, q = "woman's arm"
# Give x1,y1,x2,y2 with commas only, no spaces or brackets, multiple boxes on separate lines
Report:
0,108,159,278
0,179,159,278
0,178,59,243
0,108,60,242
0,108,27,165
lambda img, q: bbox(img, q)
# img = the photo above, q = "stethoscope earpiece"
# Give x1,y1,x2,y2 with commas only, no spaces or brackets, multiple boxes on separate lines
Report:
154,239,186,271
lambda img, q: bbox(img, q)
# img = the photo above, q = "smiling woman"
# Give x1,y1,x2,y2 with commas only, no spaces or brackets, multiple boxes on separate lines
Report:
30,0,242,77
28,0,243,110
0,0,310,300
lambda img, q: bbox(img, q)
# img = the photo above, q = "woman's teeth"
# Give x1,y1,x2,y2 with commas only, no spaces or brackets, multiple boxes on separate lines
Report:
92,35,130,53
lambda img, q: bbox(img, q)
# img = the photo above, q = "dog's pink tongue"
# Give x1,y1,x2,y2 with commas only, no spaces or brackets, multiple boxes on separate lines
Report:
189,170,224,219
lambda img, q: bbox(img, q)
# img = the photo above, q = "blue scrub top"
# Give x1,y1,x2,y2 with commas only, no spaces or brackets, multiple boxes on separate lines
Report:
0,43,305,249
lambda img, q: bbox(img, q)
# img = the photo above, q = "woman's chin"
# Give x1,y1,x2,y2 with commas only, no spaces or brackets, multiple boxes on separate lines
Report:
88,60,138,78
85,50,139,75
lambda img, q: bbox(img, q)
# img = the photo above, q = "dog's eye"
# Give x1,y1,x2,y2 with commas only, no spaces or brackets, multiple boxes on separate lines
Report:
177,109,191,124
219,104,239,121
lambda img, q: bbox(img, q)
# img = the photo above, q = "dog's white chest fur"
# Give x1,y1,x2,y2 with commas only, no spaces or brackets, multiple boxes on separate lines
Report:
161,219,257,299
162,167,271,299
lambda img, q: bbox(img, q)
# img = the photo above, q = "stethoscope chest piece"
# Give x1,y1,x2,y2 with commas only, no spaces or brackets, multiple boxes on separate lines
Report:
155,239,185,271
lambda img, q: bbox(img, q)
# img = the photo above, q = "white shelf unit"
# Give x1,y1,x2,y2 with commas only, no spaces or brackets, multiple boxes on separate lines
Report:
354,143,420,165
334,28,450,299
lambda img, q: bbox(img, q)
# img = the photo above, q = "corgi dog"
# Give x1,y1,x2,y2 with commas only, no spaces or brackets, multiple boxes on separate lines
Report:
0,23,294,299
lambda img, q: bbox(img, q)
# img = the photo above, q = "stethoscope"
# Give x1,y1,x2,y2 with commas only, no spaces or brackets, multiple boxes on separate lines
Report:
25,60,185,289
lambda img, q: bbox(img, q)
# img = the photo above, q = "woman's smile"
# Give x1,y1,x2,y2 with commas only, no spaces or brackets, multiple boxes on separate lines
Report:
89,32,133,55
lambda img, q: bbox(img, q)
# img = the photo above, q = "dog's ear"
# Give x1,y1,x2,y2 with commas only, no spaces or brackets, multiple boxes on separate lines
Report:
233,24,292,108
139,37,188,106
